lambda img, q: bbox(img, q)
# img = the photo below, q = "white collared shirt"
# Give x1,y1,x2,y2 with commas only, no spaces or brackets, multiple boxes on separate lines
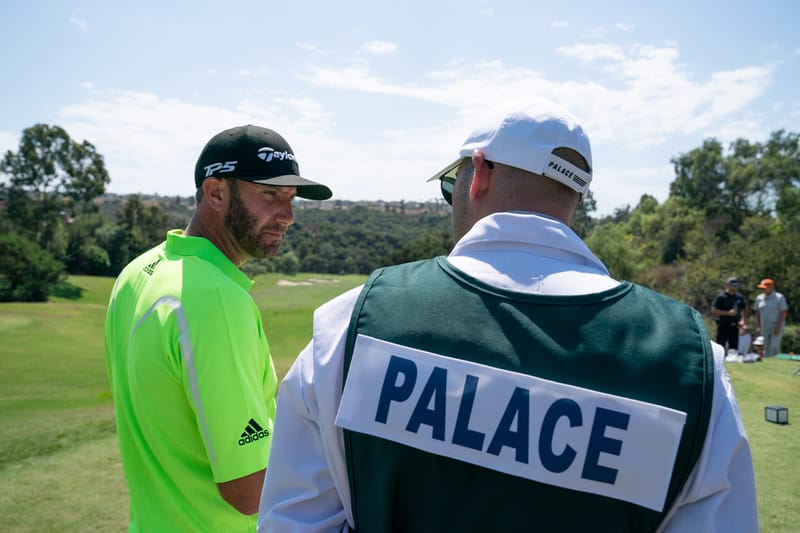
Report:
258,212,758,533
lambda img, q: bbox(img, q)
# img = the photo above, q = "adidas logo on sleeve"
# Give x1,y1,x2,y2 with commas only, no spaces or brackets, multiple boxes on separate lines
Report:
238,418,270,446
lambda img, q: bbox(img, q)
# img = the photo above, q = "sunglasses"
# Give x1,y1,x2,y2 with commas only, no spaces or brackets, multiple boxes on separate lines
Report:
440,159,493,205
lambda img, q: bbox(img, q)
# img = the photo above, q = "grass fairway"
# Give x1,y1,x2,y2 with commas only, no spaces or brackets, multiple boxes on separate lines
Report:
1,274,798,531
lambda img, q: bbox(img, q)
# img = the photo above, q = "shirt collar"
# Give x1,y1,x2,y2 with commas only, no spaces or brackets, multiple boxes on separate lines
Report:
165,229,254,291
449,211,609,275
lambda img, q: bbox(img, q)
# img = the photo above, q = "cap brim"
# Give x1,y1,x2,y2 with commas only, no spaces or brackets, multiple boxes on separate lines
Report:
249,175,332,200
426,158,462,182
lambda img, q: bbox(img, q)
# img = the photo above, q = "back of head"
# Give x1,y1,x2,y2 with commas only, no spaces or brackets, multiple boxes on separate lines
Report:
429,99,592,221
460,103,592,193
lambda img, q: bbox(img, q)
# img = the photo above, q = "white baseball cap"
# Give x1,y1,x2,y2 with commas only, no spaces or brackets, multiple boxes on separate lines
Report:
428,104,592,194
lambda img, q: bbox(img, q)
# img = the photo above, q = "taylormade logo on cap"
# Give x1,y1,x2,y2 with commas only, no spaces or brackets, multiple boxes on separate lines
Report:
258,147,296,163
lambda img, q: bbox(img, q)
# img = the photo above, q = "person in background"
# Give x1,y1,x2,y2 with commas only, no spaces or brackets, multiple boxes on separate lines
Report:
104,125,332,531
738,324,752,356
711,277,748,354
754,278,789,357
257,102,758,532
751,335,765,361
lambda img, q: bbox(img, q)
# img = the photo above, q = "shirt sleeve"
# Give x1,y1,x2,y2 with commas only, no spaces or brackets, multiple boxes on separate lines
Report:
657,342,759,532
187,284,277,483
258,287,363,533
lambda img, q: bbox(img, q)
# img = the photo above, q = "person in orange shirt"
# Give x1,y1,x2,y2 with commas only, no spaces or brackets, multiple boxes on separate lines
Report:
754,278,789,357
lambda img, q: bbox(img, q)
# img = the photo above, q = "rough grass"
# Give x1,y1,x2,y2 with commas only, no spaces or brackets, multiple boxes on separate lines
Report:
726,360,799,530
1,275,798,531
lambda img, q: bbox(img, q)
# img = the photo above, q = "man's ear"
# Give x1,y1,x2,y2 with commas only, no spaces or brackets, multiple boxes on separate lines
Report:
202,178,227,211
469,150,492,201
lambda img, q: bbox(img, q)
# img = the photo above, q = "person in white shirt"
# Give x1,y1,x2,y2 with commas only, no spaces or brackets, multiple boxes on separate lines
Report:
258,102,758,533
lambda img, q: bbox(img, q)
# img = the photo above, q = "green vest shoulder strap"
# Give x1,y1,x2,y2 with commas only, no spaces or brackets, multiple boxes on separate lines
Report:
343,258,713,533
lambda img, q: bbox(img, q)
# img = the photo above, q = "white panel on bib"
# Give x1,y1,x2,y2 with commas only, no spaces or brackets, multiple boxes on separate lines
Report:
336,334,686,511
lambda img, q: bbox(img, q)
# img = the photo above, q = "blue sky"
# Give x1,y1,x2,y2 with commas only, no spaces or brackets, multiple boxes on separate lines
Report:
1,0,798,215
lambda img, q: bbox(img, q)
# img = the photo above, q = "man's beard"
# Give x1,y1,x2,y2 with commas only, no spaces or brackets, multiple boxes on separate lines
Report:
225,181,284,259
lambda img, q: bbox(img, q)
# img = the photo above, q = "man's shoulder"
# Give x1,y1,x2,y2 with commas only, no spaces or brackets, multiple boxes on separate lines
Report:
377,257,441,273
364,257,443,286
628,284,703,320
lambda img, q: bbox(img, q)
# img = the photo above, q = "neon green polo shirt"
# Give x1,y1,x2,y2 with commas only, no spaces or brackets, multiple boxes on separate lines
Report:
104,230,277,532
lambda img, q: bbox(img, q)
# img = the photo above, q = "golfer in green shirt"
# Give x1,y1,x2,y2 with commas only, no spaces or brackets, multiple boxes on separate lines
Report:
104,125,332,531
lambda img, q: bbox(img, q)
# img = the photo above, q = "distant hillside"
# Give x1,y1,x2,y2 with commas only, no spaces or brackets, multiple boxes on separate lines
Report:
95,193,454,276
95,193,450,224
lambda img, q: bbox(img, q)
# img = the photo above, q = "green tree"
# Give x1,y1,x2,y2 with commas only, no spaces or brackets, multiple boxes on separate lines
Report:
763,130,800,230
0,234,64,302
0,124,110,255
94,223,132,275
670,138,726,215
117,194,169,259
669,131,799,239
273,251,301,275
584,222,643,281
64,211,111,275
571,189,597,238
384,230,453,265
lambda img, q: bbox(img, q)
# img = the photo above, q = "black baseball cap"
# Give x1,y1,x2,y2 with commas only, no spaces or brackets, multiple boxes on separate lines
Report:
194,125,332,200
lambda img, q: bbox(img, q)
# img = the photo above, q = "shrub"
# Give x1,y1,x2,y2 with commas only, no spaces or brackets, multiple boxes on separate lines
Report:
0,234,65,301
781,324,800,354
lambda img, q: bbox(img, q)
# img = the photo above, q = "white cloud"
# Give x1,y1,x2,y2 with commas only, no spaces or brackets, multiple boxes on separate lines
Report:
56,92,265,196
292,45,775,212
551,43,772,144
710,114,770,146
0,130,19,155
297,42,319,52
615,22,635,32
583,27,608,39
557,43,627,62
51,89,446,203
301,45,772,149
69,16,87,31
594,163,674,214
237,67,271,78
362,40,398,55
552,20,569,28
297,42,332,55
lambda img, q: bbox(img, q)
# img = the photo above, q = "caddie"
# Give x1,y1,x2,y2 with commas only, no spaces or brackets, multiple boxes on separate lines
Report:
258,102,758,532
